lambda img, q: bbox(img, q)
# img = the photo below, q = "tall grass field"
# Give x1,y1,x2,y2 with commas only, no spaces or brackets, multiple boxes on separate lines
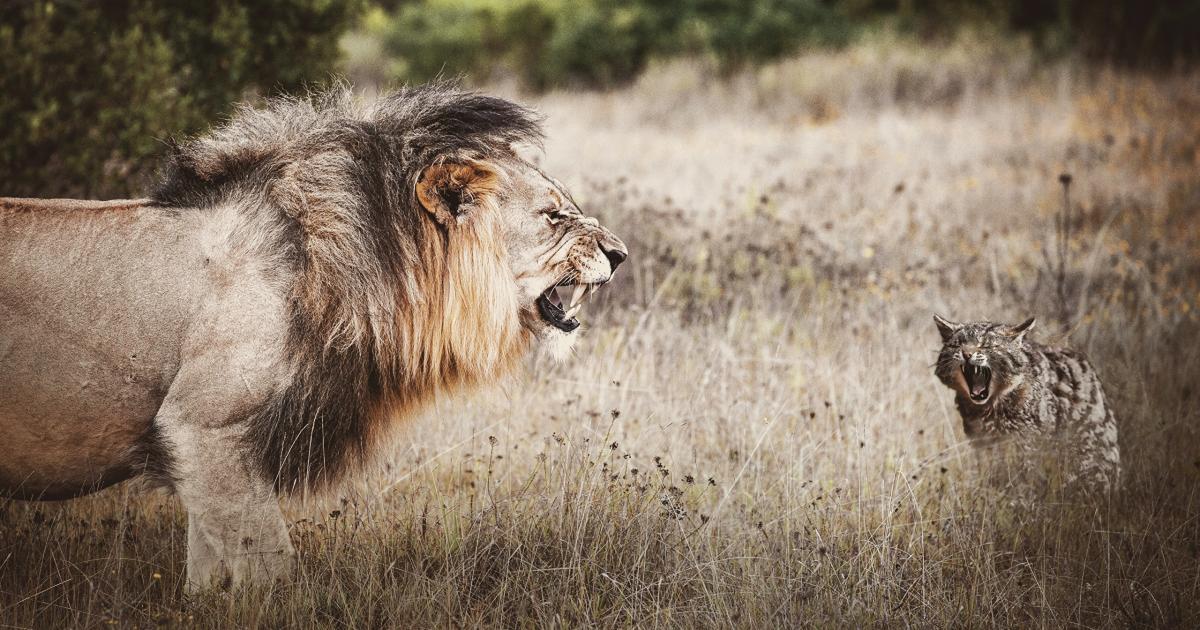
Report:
1,38,1198,627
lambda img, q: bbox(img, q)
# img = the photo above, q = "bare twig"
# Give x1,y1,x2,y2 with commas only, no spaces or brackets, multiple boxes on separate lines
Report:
1056,172,1074,331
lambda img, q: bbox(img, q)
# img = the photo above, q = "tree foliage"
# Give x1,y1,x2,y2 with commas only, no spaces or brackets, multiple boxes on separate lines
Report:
377,0,1200,91
846,0,1200,65
379,0,849,90
0,0,361,198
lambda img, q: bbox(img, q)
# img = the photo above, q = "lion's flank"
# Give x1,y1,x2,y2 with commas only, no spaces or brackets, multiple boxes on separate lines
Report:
152,82,542,493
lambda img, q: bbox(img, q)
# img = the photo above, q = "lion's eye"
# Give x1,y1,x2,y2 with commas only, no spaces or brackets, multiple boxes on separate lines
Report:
544,208,563,225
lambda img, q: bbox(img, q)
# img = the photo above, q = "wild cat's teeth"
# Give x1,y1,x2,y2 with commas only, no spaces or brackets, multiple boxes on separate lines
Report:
564,305,581,320
570,284,587,309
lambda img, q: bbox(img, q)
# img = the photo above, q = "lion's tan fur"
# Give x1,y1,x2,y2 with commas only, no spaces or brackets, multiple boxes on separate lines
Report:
0,82,625,588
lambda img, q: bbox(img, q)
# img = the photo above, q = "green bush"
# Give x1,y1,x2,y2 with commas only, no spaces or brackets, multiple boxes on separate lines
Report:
854,0,1200,66
532,0,669,89
675,0,851,68
375,0,1200,92
378,0,850,89
0,1,361,199
381,1,496,82
1062,0,1200,65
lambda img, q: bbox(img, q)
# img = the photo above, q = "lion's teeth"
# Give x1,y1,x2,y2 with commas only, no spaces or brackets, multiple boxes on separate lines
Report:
570,284,587,309
564,305,581,320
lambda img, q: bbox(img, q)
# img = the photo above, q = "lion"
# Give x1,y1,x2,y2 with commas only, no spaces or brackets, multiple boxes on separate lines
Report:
0,82,627,589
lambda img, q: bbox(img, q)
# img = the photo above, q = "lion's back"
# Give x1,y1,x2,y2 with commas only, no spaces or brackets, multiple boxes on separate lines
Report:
0,197,152,213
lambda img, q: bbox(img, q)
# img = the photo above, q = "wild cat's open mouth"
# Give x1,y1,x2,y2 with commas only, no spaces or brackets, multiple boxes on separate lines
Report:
536,281,598,332
963,363,992,403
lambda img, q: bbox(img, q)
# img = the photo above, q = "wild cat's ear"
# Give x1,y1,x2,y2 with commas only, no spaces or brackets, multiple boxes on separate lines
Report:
933,314,960,342
1006,317,1036,341
416,160,499,227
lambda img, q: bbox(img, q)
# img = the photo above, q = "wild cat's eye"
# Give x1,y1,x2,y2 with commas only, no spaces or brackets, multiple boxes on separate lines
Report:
544,207,563,225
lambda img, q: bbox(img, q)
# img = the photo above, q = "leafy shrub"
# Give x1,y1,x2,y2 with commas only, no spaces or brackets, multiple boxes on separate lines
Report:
0,0,361,198
674,0,851,68
864,0,1200,66
380,0,496,82
381,0,658,89
378,0,850,89
532,0,667,89
374,0,1200,92
1062,0,1200,66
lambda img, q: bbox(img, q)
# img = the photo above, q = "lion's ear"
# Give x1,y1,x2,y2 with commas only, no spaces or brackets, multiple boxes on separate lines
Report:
416,161,499,227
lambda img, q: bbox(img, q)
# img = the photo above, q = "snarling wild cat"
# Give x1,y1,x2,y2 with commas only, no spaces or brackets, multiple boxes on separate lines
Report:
933,315,1120,491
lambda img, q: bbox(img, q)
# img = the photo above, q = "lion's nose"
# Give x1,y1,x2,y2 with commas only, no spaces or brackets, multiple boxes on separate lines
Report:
603,244,627,271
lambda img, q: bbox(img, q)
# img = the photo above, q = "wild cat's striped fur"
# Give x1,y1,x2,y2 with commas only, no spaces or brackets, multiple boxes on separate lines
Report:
933,316,1121,491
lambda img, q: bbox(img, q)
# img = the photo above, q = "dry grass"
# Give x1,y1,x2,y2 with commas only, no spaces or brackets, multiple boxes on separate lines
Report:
3,38,1199,628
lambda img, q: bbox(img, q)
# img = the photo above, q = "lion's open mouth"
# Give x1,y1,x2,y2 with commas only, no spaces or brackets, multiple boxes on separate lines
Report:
963,363,992,403
536,281,598,332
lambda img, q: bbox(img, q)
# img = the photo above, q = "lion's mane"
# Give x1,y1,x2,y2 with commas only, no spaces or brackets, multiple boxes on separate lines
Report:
151,82,543,492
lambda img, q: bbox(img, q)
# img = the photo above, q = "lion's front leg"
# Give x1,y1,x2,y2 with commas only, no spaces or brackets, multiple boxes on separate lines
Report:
152,317,296,591
150,287,297,590
157,414,296,591
183,481,295,590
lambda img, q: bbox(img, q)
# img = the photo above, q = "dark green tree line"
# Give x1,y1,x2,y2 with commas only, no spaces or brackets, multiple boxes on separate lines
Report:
0,0,361,198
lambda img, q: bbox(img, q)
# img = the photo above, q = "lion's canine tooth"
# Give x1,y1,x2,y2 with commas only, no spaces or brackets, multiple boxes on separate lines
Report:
570,284,587,308
564,305,581,320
